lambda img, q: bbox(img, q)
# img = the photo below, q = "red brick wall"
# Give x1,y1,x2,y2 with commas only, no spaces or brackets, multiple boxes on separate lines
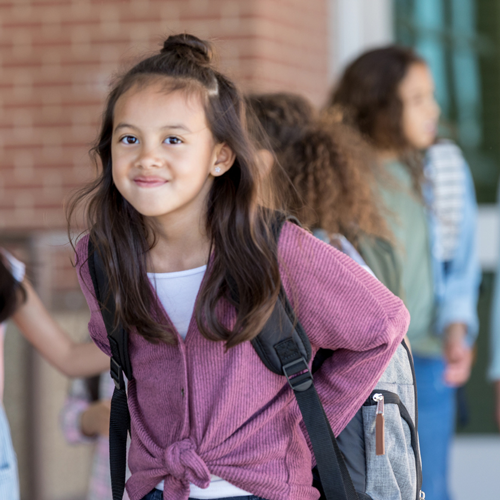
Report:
0,0,329,233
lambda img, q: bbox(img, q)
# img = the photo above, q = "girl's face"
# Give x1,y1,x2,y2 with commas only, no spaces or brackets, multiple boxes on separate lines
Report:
111,83,234,224
398,62,440,150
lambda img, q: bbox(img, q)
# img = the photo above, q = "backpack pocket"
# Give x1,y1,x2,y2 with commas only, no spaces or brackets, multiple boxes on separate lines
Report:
362,390,421,500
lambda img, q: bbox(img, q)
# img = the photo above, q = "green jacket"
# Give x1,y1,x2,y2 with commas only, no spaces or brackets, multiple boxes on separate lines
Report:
358,234,404,300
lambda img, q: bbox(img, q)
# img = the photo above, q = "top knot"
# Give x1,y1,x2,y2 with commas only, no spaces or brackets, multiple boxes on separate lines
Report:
161,34,213,65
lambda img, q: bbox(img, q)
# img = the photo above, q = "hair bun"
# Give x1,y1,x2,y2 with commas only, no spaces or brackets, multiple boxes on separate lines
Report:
161,34,213,65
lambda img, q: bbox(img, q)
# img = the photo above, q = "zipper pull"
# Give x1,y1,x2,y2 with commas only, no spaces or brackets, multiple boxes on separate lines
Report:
373,393,385,456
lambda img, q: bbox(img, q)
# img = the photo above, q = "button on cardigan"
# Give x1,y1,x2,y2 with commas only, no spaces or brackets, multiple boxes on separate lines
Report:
76,222,410,500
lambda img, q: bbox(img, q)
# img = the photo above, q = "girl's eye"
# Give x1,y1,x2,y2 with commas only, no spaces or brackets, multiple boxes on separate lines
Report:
164,136,182,145
120,136,138,145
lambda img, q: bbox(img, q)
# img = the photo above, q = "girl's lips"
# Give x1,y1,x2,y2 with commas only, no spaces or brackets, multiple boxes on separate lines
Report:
133,177,168,188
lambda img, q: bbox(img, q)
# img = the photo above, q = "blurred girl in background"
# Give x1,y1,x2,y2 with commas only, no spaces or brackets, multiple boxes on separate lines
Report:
0,249,108,499
245,92,401,297
61,371,130,500
328,45,481,500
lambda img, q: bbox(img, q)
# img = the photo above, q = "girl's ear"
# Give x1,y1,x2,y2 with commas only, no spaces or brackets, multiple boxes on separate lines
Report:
211,143,236,177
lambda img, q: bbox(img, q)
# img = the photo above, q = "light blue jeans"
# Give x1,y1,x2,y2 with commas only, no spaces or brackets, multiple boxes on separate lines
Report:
141,491,266,500
0,404,19,500
414,355,456,500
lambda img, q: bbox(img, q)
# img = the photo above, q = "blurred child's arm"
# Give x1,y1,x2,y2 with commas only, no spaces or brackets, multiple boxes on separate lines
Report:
11,281,109,378
80,400,111,437
60,377,95,444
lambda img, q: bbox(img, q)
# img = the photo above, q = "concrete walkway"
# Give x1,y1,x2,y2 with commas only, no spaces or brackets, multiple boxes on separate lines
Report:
449,435,500,500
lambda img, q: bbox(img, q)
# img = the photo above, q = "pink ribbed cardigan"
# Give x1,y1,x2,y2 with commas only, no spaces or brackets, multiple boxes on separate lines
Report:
76,222,409,500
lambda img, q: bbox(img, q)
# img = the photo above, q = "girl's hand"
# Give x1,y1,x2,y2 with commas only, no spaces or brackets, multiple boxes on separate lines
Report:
11,280,109,377
443,323,473,387
80,400,111,437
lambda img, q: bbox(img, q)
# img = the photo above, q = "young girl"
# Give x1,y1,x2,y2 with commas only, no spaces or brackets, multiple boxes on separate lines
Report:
245,92,401,297
69,34,409,500
328,46,480,500
0,250,109,499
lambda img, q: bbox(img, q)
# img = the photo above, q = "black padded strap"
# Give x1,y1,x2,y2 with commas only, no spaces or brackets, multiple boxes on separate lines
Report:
274,339,358,500
251,297,311,374
88,238,132,382
109,385,130,500
88,238,131,500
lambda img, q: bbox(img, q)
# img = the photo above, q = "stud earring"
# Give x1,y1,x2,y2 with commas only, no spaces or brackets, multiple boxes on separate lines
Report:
215,166,221,173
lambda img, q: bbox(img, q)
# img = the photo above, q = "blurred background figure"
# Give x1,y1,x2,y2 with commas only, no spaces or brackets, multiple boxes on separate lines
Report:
0,249,108,499
328,45,480,500
60,372,130,500
1,1,500,499
245,92,402,297
489,183,500,432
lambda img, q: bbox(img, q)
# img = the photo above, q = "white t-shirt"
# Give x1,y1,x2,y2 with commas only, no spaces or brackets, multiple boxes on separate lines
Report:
1,249,25,284
0,249,26,403
148,266,251,498
0,249,26,339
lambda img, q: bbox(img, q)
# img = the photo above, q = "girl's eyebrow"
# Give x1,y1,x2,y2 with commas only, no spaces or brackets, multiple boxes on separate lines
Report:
161,124,192,132
114,123,192,133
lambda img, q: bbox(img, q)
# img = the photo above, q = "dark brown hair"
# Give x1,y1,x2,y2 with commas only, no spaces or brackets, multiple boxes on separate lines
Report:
328,45,426,191
68,34,282,348
246,92,390,244
0,257,26,323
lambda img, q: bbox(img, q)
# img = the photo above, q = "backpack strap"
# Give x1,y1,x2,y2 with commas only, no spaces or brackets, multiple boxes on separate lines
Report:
88,237,132,500
256,305,358,500
253,215,358,500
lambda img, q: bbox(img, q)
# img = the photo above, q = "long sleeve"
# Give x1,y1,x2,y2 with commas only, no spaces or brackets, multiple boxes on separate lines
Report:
279,223,410,435
436,162,481,345
490,187,500,381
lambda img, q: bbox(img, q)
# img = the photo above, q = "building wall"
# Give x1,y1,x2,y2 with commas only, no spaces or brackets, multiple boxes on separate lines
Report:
0,1,329,499
0,0,329,233
327,0,394,80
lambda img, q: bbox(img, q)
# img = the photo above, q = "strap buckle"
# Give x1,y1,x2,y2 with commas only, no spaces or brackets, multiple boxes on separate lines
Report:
110,357,125,391
282,357,313,392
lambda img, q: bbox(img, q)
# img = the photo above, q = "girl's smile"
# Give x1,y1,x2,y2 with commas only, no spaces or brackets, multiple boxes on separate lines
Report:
133,175,169,188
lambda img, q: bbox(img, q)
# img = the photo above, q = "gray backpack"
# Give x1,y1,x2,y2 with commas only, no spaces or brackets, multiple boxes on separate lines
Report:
331,342,423,500
313,229,423,500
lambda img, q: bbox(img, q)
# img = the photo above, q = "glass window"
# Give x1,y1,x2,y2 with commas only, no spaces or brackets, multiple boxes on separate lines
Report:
396,0,499,203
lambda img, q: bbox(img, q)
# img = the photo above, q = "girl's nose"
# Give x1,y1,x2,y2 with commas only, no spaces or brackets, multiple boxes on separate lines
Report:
136,146,163,169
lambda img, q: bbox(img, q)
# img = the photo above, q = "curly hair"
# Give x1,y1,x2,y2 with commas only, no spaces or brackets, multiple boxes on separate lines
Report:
327,45,427,193
246,92,390,244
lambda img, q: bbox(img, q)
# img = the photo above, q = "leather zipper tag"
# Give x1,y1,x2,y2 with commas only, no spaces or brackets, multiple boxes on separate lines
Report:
376,413,385,455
